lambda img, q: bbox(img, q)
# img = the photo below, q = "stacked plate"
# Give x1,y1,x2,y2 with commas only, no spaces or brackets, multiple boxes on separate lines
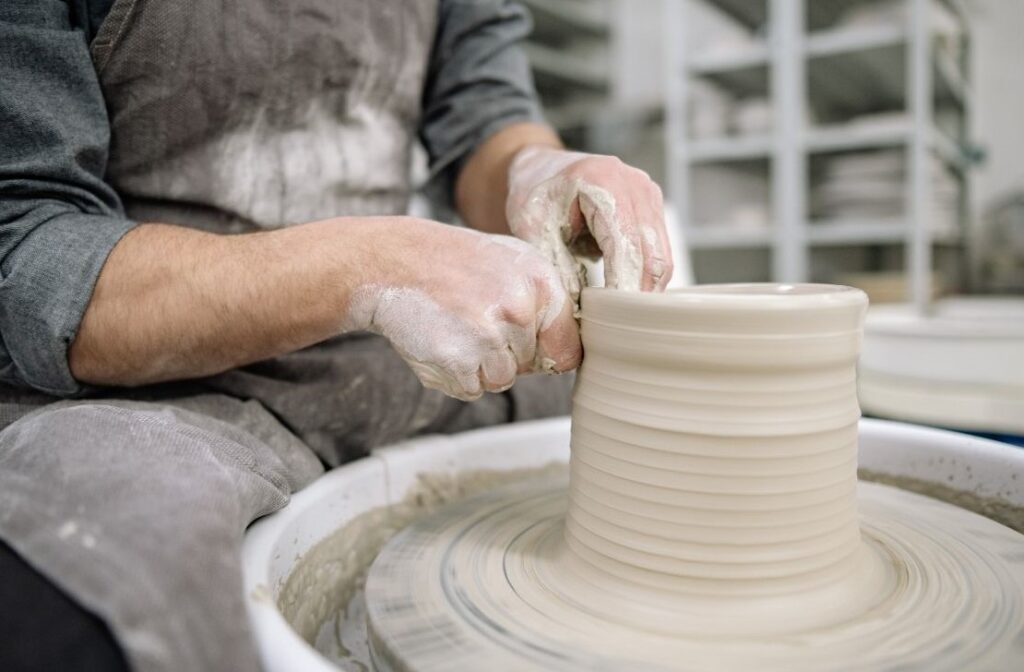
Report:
812,149,958,233
815,151,905,220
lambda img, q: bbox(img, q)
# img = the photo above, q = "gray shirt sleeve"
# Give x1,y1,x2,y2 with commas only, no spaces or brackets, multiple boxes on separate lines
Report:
419,0,546,204
0,1,136,395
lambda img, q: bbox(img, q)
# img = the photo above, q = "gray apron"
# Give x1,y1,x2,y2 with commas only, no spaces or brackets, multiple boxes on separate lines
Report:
0,1,572,670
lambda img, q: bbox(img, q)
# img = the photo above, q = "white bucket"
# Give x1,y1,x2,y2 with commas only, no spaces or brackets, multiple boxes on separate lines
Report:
242,417,1024,672
860,296,1024,434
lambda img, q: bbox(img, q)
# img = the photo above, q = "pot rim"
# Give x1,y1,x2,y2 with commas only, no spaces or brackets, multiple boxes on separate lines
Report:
582,283,868,311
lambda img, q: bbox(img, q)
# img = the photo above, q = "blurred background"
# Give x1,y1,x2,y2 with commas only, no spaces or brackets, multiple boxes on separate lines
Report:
520,0,1024,304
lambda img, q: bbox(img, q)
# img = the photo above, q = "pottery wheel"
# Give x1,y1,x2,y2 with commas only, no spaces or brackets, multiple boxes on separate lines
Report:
364,475,1024,672
366,285,1024,671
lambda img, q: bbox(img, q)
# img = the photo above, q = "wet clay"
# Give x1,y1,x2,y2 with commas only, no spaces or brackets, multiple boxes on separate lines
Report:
291,468,1024,670
859,468,1024,534
362,285,1024,671
277,464,566,669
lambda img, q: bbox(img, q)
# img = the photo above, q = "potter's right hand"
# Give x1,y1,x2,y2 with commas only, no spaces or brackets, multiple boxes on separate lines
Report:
343,218,581,401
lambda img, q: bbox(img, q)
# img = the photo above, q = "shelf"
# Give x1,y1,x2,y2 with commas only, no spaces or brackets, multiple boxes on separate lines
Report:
707,0,768,31
672,0,972,290
805,0,968,33
683,122,966,171
806,26,967,118
687,135,773,162
690,63,769,98
686,226,774,249
520,0,609,38
805,23,906,58
806,0,877,32
805,121,967,173
806,121,910,153
690,43,770,73
808,219,907,245
712,2,964,45
808,219,962,246
685,220,961,250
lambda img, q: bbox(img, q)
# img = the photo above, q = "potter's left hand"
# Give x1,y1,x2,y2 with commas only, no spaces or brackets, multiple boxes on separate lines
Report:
505,146,673,301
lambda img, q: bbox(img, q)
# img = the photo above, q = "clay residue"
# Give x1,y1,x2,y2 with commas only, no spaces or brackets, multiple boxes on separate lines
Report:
276,463,567,670
365,479,1024,672
859,468,1024,533
275,463,1023,672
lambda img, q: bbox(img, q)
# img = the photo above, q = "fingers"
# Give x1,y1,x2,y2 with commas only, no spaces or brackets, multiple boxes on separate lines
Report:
510,152,673,294
406,358,482,402
505,322,538,375
415,318,572,402
378,226,585,403
407,312,570,402
578,184,644,291
508,181,585,302
535,292,581,374
481,253,581,383
638,182,674,292
479,345,517,392
570,158,673,293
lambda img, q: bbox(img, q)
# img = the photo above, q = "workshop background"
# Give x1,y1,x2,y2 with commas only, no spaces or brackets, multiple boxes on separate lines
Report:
519,0,1023,304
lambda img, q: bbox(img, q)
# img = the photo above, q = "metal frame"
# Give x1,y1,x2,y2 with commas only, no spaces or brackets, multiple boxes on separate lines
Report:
666,0,972,312
664,0,690,265
907,0,933,312
771,0,806,282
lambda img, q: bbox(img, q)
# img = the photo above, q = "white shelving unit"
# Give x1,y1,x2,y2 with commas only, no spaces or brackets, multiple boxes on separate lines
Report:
664,0,973,311
522,0,673,188
521,0,613,135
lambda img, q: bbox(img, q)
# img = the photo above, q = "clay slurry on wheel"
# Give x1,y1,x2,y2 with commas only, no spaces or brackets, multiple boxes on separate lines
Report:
364,284,1024,671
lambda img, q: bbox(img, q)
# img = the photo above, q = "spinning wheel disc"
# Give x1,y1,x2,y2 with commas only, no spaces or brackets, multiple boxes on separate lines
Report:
365,476,1024,672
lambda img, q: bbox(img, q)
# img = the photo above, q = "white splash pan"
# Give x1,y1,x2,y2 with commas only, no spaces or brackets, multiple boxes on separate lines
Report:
859,296,1024,434
241,417,1024,672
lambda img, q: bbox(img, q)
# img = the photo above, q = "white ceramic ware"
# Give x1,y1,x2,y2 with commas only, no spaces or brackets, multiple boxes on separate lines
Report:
860,295,1024,433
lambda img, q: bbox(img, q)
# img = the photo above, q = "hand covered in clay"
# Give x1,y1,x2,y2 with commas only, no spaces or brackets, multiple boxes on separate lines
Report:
506,146,674,300
343,219,580,401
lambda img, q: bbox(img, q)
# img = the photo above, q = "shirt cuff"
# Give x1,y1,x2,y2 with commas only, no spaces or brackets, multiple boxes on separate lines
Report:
0,210,136,396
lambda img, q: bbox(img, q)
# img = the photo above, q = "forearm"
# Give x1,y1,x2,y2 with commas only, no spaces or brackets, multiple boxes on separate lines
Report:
455,122,562,234
69,218,382,387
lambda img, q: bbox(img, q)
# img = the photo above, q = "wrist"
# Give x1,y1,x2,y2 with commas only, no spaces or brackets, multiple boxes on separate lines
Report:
508,143,565,171
456,122,562,234
317,216,440,331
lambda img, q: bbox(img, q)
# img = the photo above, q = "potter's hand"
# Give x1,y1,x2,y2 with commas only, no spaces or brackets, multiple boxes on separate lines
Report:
343,219,580,401
505,146,673,300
